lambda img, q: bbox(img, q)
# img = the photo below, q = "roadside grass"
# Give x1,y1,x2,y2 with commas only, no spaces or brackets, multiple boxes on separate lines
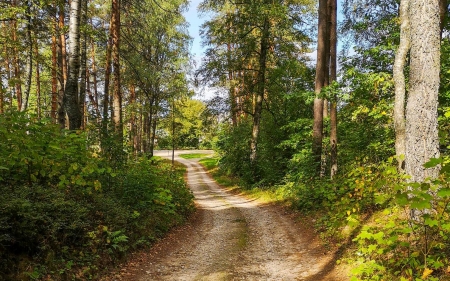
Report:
198,157,294,205
179,153,211,159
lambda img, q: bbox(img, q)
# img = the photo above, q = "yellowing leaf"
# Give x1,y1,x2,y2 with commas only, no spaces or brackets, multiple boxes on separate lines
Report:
347,210,351,216
422,268,433,279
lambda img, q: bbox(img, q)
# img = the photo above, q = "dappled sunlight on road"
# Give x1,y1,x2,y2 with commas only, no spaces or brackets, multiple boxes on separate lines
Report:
138,150,347,281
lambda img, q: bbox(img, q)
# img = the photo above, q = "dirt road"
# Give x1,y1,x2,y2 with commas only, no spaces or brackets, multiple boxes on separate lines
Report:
104,150,348,281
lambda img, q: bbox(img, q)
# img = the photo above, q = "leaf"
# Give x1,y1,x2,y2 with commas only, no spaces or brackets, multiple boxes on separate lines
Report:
424,158,442,168
0,166,8,170
395,193,409,206
424,217,439,227
437,188,450,198
421,268,433,279
410,199,431,210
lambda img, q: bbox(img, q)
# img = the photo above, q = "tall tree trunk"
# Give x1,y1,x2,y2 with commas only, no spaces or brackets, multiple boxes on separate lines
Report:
78,0,88,129
35,39,41,119
313,0,328,175
102,18,113,131
393,0,411,171
2,22,11,110
21,1,33,112
111,0,122,140
329,0,338,179
90,38,100,120
51,29,58,121
0,85,3,114
249,16,270,166
440,0,448,37
57,5,67,128
64,0,82,130
12,1,22,111
149,97,159,158
129,84,137,155
405,0,440,184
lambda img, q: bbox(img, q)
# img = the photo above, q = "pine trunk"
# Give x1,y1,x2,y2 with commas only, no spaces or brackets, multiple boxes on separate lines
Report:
312,0,328,175
329,0,338,179
111,0,122,140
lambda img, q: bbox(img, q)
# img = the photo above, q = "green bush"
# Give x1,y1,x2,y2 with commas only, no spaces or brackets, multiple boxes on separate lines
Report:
0,111,194,280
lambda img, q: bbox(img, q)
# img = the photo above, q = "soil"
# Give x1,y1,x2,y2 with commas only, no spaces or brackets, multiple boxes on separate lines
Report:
102,150,350,281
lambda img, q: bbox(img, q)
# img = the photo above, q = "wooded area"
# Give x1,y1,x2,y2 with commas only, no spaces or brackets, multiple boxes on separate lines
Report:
1,0,450,279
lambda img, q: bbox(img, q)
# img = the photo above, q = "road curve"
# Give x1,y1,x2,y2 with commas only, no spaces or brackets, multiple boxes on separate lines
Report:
108,150,348,281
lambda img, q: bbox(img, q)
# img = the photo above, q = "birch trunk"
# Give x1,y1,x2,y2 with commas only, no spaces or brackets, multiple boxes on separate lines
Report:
64,0,82,130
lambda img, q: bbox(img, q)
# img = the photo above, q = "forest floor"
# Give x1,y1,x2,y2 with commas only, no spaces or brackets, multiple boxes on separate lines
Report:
102,150,350,281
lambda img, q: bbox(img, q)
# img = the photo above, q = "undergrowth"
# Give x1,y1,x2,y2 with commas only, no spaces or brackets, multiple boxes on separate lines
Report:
0,111,195,280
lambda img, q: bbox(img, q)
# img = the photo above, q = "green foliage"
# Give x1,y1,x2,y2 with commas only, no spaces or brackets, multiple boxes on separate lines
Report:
0,111,194,280
348,158,450,280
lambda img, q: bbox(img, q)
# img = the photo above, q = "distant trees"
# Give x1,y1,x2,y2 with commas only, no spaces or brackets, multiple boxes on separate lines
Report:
198,0,314,182
0,0,192,157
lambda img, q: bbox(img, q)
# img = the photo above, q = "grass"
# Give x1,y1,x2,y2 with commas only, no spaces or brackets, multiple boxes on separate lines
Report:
198,156,293,205
179,153,211,159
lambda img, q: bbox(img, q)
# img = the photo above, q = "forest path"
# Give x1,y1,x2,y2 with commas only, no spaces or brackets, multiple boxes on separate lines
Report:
103,150,348,281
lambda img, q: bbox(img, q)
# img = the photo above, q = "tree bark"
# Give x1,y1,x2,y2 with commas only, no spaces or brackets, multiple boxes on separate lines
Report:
249,16,270,166
111,0,122,140
57,5,67,128
405,0,440,183
90,38,100,120
102,20,112,130
35,39,41,119
393,0,410,172
78,0,87,129
313,0,328,175
440,0,448,36
21,1,33,112
329,0,338,179
11,1,22,111
51,27,58,122
64,0,82,130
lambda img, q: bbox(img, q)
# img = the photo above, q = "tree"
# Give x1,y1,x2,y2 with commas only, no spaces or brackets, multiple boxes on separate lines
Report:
64,0,82,130
199,0,314,182
111,0,122,139
393,0,410,171
405,0,441,182
312,0,330,176
329,0,338,178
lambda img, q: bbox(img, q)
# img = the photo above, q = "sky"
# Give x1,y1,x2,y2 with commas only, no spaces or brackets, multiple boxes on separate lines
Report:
184,0,207,62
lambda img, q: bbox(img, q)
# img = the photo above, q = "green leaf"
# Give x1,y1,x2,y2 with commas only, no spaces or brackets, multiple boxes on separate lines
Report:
395,193,409,206
410,199,431,210
0,166,8,170
424,157,442,168
437,188,450,198
424,217,439,227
